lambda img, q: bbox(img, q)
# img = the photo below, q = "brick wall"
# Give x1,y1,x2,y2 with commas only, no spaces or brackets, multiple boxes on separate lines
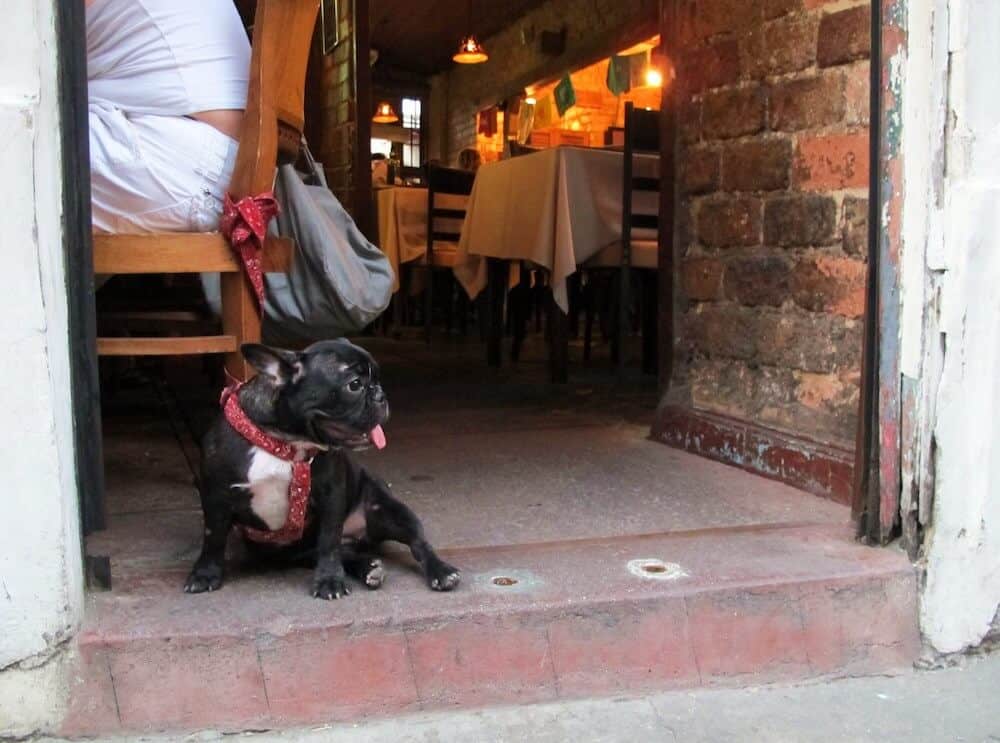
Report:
673,0,871,447
317,0,366,220
433,0,658,164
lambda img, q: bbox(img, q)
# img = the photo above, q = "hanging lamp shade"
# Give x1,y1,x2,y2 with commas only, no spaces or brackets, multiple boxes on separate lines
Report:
372,101,399,123
453,35,488,64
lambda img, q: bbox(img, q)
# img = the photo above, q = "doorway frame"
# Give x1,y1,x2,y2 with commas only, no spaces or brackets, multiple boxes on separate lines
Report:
63,0,903,545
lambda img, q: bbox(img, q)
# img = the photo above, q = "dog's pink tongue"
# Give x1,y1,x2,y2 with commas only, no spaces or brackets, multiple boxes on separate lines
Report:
370,424,387,450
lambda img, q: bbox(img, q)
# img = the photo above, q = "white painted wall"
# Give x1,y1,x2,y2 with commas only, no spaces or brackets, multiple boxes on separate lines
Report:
903,0,1000,654
0,0,84,735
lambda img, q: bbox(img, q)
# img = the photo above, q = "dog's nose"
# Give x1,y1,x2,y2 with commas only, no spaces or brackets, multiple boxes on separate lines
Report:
371,386,386,404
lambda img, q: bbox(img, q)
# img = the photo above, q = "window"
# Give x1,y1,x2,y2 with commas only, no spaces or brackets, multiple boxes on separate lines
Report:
402,97,421,130
402,141,421,168
370,138,392,157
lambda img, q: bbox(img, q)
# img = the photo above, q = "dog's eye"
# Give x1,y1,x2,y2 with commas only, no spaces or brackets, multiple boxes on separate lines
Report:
348,378,363,392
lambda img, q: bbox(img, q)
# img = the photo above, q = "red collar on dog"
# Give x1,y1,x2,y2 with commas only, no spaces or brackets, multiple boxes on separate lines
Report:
221,383,318,545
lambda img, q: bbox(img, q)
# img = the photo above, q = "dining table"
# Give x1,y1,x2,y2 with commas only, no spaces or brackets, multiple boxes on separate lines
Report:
374,185,429,294
453,145,660,313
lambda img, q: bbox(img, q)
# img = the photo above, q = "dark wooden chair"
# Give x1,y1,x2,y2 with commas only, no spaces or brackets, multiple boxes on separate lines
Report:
583,101,660,374
92,0,319,381
420,165,476,342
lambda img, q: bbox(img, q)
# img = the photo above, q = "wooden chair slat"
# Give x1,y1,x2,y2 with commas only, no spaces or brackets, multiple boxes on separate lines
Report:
94,234,294,275
431,208,468,220
97,335,239,356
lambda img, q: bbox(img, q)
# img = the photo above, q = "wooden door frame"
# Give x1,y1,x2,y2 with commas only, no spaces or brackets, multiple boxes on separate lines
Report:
656,0,901,539
57,0,107,537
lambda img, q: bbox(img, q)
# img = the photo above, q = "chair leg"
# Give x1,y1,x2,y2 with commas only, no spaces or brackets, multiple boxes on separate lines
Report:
510,267,531,362
220,271,257,381
424,267,434,344
641,269,659,375
618,265,632,376
583,276,595,363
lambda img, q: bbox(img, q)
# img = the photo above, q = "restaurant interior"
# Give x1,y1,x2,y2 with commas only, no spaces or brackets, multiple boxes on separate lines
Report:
88,0,870,688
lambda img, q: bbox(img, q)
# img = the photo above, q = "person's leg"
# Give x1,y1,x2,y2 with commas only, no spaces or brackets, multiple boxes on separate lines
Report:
89,106,237,234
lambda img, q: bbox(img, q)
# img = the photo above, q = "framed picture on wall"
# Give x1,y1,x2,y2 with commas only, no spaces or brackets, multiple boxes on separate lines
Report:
321,0,339,55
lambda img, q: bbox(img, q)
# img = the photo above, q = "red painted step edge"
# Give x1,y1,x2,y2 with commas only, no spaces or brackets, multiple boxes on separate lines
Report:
61,532,918,737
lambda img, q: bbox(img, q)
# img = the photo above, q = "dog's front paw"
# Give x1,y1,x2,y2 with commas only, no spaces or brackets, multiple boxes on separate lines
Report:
184,564,223,594
427,561,461,592
312,575,351,600
364,558,386,590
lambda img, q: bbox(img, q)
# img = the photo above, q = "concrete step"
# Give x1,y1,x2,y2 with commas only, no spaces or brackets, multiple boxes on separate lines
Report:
63,522,919,737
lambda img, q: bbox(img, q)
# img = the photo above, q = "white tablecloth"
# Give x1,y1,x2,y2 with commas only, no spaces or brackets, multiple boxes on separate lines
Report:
454,146,659,311
375,186,470,294
375,186,428,294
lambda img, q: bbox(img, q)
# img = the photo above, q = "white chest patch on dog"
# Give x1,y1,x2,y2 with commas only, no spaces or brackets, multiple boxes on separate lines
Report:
239,447,293,530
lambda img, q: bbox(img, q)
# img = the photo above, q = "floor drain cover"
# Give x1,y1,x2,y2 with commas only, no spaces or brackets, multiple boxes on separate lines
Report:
492,576,518,586
626,558,688,581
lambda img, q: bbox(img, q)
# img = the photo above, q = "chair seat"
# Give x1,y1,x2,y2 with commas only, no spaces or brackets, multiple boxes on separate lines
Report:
583,239,659,269
93,232,294,275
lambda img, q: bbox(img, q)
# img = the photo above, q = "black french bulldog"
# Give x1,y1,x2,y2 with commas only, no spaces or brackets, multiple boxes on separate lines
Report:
184,339,460,599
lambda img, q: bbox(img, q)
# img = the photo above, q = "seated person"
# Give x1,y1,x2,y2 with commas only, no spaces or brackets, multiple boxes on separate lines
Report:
86,0,251,234
457,148,482,173
371,152,389,186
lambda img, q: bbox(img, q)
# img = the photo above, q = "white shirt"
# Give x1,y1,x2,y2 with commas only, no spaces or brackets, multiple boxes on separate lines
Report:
86,0,251,115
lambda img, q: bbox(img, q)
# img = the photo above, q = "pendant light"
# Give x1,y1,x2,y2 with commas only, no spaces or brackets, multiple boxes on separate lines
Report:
372,101,399,124
453,35,488,64
453,1,488,65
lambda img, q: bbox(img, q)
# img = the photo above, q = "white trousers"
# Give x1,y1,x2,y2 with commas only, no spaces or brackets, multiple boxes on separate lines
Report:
89,103,238,233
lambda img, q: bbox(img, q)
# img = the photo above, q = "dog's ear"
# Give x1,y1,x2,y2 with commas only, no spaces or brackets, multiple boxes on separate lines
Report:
241,344,302,385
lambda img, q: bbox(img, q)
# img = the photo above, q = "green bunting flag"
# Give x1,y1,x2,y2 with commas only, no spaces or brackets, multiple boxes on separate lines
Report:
554,73,577,117
607,54,631,95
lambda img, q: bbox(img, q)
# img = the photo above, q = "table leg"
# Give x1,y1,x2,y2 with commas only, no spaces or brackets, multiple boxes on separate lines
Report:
486,259,508,368
547,289,569,384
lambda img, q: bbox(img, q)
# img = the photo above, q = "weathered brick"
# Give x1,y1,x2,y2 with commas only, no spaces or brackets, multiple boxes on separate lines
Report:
763,0,803,19
682,257,725,300
794,130,870,190
696,0,761,41
791,255,867,317
724,255,793,306
818,5,872,68
703,86,766,140
698,197,763,248
765,195,838,246
685,303,862,372
679,98,703,144
844,61,871,126
769,73,846,132
843,196,868,256
742,13,819,79
721,138,792,191
679,39,741,95
690,358,858,443
682,147,721,194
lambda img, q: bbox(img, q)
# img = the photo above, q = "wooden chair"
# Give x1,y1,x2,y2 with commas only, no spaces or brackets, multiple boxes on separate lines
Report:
92,0,319,381
421,165,476,342
583,101,660,374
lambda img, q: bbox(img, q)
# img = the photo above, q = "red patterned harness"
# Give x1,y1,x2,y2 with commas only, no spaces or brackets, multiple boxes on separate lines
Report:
221,384,318,545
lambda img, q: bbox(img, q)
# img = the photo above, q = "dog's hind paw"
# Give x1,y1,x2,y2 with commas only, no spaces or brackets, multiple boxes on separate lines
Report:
429,568,461,592
312,575,351,600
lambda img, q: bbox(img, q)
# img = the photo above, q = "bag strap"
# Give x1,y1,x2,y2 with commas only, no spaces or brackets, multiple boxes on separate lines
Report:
298,137,328,188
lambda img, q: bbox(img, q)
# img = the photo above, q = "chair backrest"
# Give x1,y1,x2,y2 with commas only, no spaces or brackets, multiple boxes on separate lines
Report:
229,0,319,199
622,101,661,257
426,165,476,248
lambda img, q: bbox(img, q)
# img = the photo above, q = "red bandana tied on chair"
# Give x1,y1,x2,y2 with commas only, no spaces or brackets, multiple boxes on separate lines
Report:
221,383,316,545
220,192,280,305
